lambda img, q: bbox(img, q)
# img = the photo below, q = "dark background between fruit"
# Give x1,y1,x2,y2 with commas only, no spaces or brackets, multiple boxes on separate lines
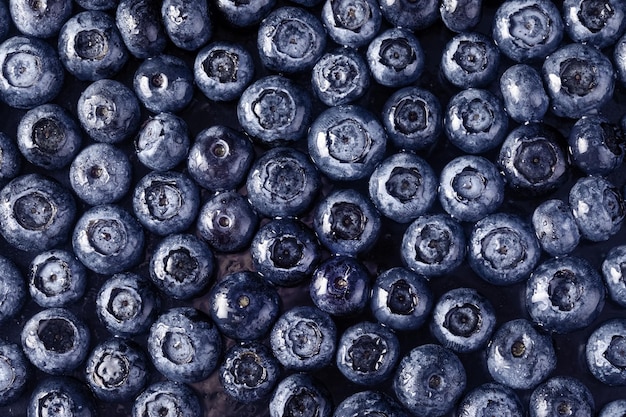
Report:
1,0,626,416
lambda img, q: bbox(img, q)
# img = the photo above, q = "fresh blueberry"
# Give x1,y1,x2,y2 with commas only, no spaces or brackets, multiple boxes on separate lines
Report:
401,214,466,278
134,54,194,114
601,245,626,308
0,132,21,186
616,33,626,87
161,0,212,51
320,0,381,48
500,64,549,123
444,88,508,154
16,103,82,170
214,0,275,27
75,0,118,10
569,176,624,242
149,233,214,300
311,47,370,107
333,391,408,417
393,344,466,417
370,267,433,331
69,143,132,205
96,272,160,337
441,32,500,89
21,307,91,375
456,383,524,417
72,204,144,275
132,381,202,417
208,270,280,341
269,374,332,417
28,377,97,417
378,0,438,30
0,2,10,42
600,400,626,417
567,115,625,176
0,36,64,109
0,255,26,324
148,307,222,383
194,41,255,102
270,306,337,371
219,342,280,403
529,376,594,417
563,0,626,49
532,199,581,257
486,318,557,390
250,218,321,287
0,173,76,252
196,191,258,253
438,155,505,222
77,79,141,144
440,0,482,33
542,43,615,119
309,255,370,317
9,0,72,38
115,0,167,59
0,341,30,405
308,105,387,181
136,112,190,172
84,338,149,402
313,188,381,256
586,318,626,386
28,249,87,308
366,28,424,88
57,10,129,81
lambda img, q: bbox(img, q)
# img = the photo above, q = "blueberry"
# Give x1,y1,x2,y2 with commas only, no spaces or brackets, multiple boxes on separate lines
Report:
438,155,505,222
497,123,569,196
309,255,370,317
378,0,438,31
57,10,129,81
136,112,190,172
336,321,400,386
84,338,149,402
444,88,508,154
0,132,21,186
366,28,424,88
334,391,407,417
208,270,280,341
393,344,466,417
16,103,82,170
500,64,549,123
529,376,594,417
456,383,524,417
586,318,626,386
76,79,141,144
532,199,581,257
313,188,381,256
28,249,87,308
308,105,387,181
96,272,160,337
381,87,442,152
75,0,118,10
251,218,321,287
21,308,91,375
238,75,311,146
214,0,276,27
269,374,332,417
600,400,626,417
441,32,500,89
616,33,626,86
148,307,222,383
149,233,214,300
311,47,370,107
132,381,202,417
196,191,258,253
72,204,144,275
194,42,255,102
9,0,72,38
0,2,10,42
219,342,280,403
69,143,132,206
132,171,200,236
0,173,76,252
401,214,466,278
569,176,624,242
161,0,212,51
0,255,26,324
567,115,625,176
542,43,615,119
0,36,64,109
563,0,626,49
270,306,337,371
370,267,433,331
115,0,167,59
440,0,482,33
486,318,557,390
0,341,30,405
601,245,626,307
28,377,97,417
492,0,564,63
320,0,381,48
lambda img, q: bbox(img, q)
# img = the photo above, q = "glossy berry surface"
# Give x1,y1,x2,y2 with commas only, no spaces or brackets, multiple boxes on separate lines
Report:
132,381,202,417
321,0,380,48
441,32,500,89
602,245,626,307
586,318,626,386
529,376,594,417
135,112,190,172
366,28,424,88
456,383,524,417
269,373,332,417
28,249,87,308
567,115,625,176
0,341,29,406
28,377,97,417
532,199,581,257
194,42,254,102
333,390,408,417
311,47,370,107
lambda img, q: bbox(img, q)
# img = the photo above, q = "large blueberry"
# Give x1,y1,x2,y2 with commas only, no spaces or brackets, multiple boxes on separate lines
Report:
136,113,190,172
321,0,381,48
500,64,549,123
161,0,212,51
28,249,87,308
0,256,26,325
311,47,370,107
529,376,594,417
0,132,21,186
440,0,482,32
563,0,626,49
441,32,500,88
456,383,524,417
532,199,581,257
0,341,30,406
132,381,202,417
601,245,626,308
115,0,167,59
214,0,276,27
28,377,97,417
378,0,438,30
9,0,72,38
194,42,254,102
586,318,626,386
366,28,424,88
269,374,332,417
567,115,625,176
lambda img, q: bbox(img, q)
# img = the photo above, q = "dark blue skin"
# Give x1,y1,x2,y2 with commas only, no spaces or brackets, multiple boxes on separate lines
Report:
0,36,64,109
526,256,605,334
115,0,167,59
0,174,76,252
586,319,626,386
69,143,132,206
0,2,9,42
441,32,500,89
161,0,212,51
75,0,118,10
57,11,129,81
147,307,222,383
568,115,625,176
0,256,25,325
269,374,332,417
214,0,276,27
28,249,87,308
486,318,557,390
187,125,254,192
9,0,72,38
309,255,370,317
430,287,496,353
208,271,280,341
0,341,30,406
333,391,408,417
366,28,424,88
0,132,21,186
602,245,626,308
456,383,524,417
21,308,91,375
136,112,190,172
336,321,400,386
149,234,214,300
85,338,149,402
600,400,626,417
616,33,626,87
194,42,255,102
370,267,433,331
444,88,508,154
379,0,438,30
570,176,624,242
196,191,258,253
529,376,594,417
440,0,482,32
500,64,549,123
311,48,370,107
132,381,202,417
270,306,337,371
532,199,581,257
17,103,82,170
28,377,97,417
563,0,626,49
321,0,381,48
251,218,321,287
